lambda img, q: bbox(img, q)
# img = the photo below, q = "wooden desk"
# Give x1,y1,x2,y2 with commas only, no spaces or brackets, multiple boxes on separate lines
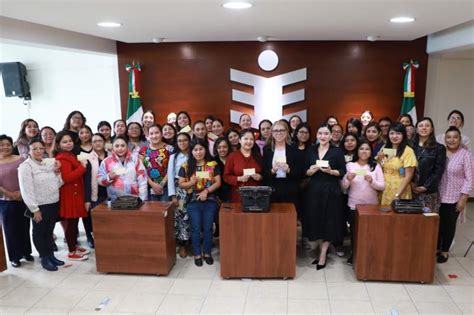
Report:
354,205,439,283
0,226,7,272
93,202,176,275
219,203,296,279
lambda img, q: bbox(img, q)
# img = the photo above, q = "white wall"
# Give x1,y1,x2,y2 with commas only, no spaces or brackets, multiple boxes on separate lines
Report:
0,17,120,138
424,53,474,145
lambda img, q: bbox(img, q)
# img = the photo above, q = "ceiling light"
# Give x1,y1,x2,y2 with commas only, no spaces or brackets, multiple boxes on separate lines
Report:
97,22,122,27
152,38,164,43
223,2,253,9
257,36,268,42
390,16,415,23
367,35,379,42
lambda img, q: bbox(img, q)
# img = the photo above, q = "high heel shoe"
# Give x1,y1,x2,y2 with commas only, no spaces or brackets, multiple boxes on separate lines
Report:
316,262,327,270
437,254,449,263
311,259,319,265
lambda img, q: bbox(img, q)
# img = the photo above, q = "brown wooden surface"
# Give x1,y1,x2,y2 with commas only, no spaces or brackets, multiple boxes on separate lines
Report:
354,205,439,283
219,203,296,278
0,226,7,272
117,39,428,130
92,202,176,275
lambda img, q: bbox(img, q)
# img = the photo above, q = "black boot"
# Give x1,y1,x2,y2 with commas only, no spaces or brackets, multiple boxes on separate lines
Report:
41,257,58,271
50,255,65,266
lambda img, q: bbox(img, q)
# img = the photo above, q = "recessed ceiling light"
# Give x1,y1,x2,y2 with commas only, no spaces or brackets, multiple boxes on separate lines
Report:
223,2,252,9
390,16,415,23
97,22,122,27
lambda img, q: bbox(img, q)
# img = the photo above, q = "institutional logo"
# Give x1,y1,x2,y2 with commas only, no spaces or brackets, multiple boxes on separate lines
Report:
230,50,307,128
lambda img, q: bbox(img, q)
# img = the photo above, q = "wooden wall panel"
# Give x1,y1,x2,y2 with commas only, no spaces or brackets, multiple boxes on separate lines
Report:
117,39,428,130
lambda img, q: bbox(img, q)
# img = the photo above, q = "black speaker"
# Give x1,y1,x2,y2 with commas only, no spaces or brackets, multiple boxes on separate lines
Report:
0,62,31,99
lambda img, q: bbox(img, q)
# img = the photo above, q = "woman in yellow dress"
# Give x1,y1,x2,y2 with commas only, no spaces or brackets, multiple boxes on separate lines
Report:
377,123,417,205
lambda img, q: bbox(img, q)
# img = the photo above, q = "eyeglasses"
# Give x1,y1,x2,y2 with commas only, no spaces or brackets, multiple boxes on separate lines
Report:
272,129,286,134
449,116,462,121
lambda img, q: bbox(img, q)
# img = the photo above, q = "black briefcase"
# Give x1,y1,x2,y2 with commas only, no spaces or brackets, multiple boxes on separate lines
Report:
111,196,143,210
239,186,273,212
391,199,424,214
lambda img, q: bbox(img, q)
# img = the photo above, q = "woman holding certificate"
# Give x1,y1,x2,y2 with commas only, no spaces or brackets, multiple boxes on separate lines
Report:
304,124,346,270
178,139,221,267
223,129,263,203
262,120,303,203
378,123,417,206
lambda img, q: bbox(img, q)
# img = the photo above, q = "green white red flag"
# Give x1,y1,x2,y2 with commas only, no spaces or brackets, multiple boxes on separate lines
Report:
400,60,419,124
125,62,143,124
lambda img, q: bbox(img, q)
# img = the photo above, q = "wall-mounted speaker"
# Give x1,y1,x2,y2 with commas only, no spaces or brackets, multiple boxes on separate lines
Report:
0,62,31,100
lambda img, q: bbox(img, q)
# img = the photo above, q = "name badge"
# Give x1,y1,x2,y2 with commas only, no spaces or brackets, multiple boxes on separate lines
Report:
243,168,256,176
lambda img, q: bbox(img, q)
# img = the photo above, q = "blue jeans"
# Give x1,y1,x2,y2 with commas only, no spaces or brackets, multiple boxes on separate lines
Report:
187,200,218,256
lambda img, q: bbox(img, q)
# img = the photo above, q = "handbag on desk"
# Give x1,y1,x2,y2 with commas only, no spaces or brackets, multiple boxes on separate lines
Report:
111,196,143,209
391,199,424,214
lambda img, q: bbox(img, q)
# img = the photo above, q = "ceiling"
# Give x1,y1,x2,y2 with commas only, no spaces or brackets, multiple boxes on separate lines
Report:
1,0,473,43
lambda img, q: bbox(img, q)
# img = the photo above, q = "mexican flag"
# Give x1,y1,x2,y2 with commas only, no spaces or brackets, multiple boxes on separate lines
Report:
400,60,419,124
125,63,143,124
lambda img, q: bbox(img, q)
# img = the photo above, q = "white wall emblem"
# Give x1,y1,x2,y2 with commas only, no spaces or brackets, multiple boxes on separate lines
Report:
230,50,307,128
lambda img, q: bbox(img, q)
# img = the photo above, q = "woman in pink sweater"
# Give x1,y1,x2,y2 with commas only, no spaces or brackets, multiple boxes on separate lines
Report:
341,140,385,265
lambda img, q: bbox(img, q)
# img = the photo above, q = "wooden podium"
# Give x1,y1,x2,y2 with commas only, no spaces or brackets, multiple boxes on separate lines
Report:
219,203,296,279
93,202,176,275
0,226,7,272
354,205,439,283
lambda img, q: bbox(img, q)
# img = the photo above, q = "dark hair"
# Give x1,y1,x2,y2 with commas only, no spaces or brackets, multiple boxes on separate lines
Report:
91,132,106,142
329,123,343,133
258,119,273,141
112,135,128,144
363,121,381,143
28,138,44,147
113,119,126,129
162,123,177,146
238,128,262,163
239,113,251,123
186,138,212,177
398,114,413,126
141,110,156,123
445,126,461,136
225,128,240,142
0,134,13,146
414,117,437,147
53,130,74,156
345,118,362,138
126,122,146,141
341,132,360,156
288,115,302,130
149,124,163,132
378,116,393,125
175,132,192,154
385,122,408,158
353,140,377,171
212,118,224,128
97,121,112,131
204,115,216,123
176,111,192,131
63,111,86,131
40,126,56,136
213,137,231,158
447,110,465,127
79,125,93,143
16,118,39,144
325,115,339,125
293,122,312,148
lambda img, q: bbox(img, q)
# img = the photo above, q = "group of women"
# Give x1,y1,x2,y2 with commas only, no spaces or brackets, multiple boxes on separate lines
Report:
0,108,471,272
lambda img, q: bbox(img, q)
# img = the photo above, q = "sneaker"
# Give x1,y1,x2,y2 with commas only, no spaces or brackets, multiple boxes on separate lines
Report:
75,246,91,255
68,252,88,261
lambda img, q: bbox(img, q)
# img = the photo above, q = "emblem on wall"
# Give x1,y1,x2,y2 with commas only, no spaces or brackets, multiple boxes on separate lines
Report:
230,50,307,128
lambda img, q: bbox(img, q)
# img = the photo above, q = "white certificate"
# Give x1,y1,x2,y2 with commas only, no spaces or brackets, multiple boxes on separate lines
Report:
114,167,127,175
316,160,329,168
77,152,90,162
243,168,256,176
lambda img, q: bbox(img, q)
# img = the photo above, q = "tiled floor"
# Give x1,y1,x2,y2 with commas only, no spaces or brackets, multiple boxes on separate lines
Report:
0,204,473,314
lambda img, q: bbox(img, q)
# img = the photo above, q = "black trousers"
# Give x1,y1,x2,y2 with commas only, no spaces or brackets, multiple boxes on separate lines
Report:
0,200,32,261
438,203,460,252
32,202,59,258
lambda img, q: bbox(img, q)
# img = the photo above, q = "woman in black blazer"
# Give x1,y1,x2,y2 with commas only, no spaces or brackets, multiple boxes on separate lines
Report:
262,120,303,203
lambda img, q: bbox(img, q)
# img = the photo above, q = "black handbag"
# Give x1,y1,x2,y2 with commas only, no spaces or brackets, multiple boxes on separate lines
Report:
111,196,143,209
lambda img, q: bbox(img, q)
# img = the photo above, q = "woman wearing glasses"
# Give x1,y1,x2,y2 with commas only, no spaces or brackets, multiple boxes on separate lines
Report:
262,120,303,203
436,110,471,150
